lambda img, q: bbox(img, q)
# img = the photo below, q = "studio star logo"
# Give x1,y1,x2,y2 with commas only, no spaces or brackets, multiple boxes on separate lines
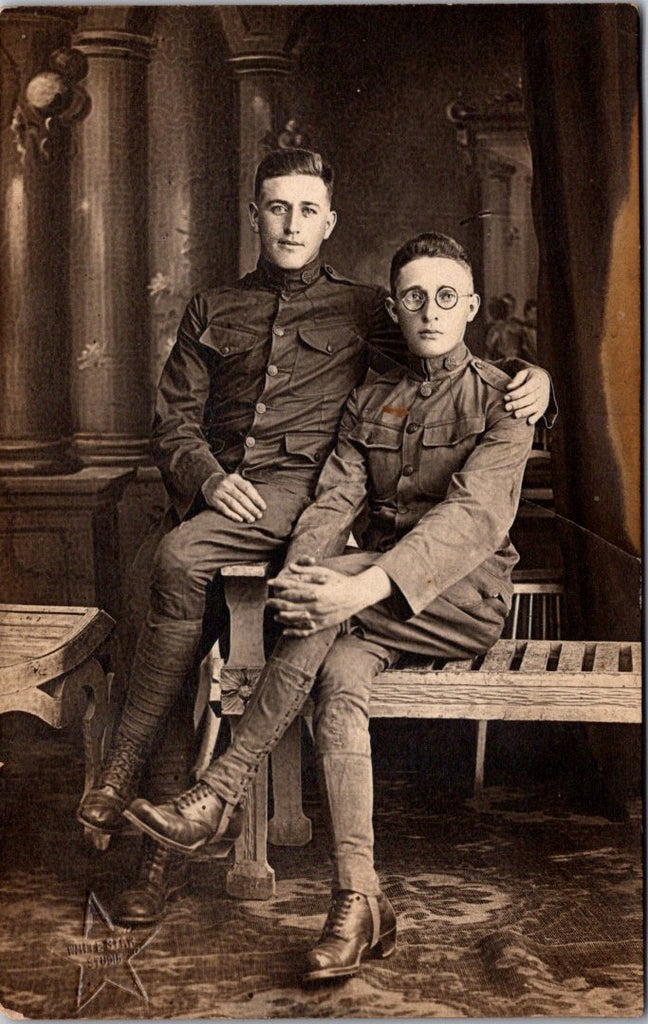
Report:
60,892,158,1013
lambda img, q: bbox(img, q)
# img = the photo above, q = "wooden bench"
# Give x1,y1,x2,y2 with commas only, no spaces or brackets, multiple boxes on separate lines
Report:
195,567,642,899
0,604,117,850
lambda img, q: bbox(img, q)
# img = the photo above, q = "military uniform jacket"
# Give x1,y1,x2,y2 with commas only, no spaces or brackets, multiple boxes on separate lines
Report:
152,257,400,520
286,341,536,618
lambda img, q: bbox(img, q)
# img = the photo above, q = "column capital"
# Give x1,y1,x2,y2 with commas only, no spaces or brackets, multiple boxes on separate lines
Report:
71,29,154,62
227,53,295,77
215,7,303,64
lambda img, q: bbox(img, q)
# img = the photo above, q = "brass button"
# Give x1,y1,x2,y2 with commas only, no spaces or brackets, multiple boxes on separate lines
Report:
397,505,408,515
245,436,256,448
402,464,414,476
267,365,278,376
274,326,285,337
419,382,433,397
406,423,418,434
255,402,266,414
326,342,333,353
221,345,231,355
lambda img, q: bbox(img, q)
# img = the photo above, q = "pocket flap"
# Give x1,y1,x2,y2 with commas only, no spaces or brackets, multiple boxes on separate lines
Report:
298,324,359,354
284,433,329,464
422,415,484,447
349,423,402,450
198,324,258,357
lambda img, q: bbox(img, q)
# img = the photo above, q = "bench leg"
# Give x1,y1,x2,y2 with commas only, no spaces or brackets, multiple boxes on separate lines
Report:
193,645,224,778
80,661,114,850
474,720,488,803
268,718,311,847
56,657,115,851
226,753,276,900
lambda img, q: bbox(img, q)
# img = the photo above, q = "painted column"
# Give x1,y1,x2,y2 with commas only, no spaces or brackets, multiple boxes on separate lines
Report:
69,23,153,465
0,10,81,473
215,8,302,274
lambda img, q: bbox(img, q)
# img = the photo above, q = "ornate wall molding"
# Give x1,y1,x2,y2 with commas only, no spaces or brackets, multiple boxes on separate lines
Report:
446,85,527,133
261,118,312,153
11,47,89,164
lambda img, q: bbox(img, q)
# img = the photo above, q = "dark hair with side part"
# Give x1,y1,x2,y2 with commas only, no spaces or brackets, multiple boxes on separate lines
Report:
390,232,473,296
254,148,335,201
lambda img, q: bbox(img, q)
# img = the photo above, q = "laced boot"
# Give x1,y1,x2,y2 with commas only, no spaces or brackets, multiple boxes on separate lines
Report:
124,779,245,855
77,737,147,833
111,835,188,927
303,890,396,984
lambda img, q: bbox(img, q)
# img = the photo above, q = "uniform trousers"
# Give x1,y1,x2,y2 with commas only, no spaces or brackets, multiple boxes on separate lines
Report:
202,550,509,897
112,481,312,795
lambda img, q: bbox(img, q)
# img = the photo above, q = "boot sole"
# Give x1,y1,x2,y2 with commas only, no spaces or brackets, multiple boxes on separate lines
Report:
302,928,397,984
122,808,235,857
76,809,126,835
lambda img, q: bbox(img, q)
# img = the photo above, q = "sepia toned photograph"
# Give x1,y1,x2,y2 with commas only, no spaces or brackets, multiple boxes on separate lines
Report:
0,3,642,1020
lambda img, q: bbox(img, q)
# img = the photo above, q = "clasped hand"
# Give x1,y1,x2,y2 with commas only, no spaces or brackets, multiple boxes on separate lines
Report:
268,558,391,637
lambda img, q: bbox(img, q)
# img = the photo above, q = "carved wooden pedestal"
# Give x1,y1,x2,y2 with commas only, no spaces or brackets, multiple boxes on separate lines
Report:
0,468,134,620
203,564,311,901
0,604,116,851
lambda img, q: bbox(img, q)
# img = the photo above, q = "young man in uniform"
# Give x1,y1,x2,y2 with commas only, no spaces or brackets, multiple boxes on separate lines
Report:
78,149,550,926
125,232,538,984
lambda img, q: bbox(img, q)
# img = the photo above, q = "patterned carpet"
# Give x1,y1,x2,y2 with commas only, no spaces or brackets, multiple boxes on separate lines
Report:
0,714,643,1020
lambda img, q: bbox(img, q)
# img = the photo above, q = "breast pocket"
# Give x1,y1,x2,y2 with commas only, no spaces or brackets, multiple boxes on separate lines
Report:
198,324,259,358
420,415,484,497
349,422,403,501
198,324,267,387
294,323,364,388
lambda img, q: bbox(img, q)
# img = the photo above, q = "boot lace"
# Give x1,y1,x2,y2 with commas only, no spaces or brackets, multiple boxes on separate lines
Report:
175,778,218,811
100,737,145,793
139,837,173,883
321,891,362,939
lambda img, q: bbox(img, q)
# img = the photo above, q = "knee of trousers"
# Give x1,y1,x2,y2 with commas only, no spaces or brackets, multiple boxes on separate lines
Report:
313,642,374,755
149,529,209,618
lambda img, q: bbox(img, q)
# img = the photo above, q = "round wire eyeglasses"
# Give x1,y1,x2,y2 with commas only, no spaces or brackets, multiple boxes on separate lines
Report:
399,285,473,313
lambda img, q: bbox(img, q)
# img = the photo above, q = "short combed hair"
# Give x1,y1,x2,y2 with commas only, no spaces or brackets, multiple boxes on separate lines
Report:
254,149,334,201
390,232,473,296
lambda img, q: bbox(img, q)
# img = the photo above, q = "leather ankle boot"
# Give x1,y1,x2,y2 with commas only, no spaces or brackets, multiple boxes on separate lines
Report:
303,890,396,984
111,836,188,927
124,779,245,854
77,737,147,833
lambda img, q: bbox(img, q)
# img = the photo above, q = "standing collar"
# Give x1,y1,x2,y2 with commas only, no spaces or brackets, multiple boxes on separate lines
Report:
255,253,323,292
408,341,471,380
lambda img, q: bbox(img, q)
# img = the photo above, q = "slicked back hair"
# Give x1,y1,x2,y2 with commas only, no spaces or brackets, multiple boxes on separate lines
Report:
390,232,474,296
254,149,335,201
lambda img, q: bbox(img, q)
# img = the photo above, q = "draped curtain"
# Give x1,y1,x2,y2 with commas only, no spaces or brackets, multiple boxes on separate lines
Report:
522,5,640,641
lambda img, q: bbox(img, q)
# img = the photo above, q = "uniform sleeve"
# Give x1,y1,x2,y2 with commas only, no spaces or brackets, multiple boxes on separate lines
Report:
151,294,227,520
285,390,370,564
376,400,535,617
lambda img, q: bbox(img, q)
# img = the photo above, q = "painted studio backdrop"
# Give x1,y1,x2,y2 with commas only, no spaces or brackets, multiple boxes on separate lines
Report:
0,5,639,640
